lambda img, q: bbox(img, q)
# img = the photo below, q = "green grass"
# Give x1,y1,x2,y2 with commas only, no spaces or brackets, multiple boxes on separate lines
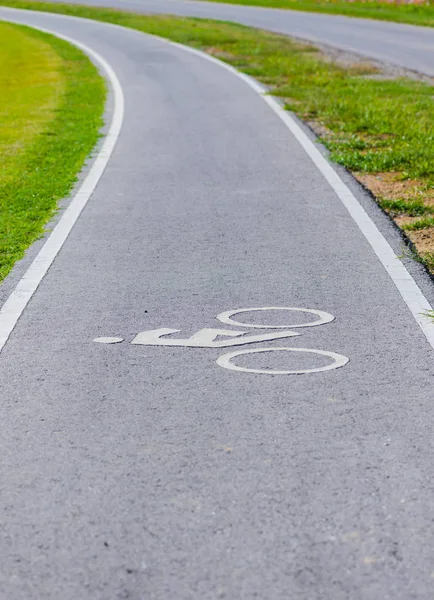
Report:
3,1,434,270
378,198,434,217
423,307,434,321
2,2,434,181
402,216,434,231
421,253,434,272
4,1,433,179
416,251,434,272
0,20,105,282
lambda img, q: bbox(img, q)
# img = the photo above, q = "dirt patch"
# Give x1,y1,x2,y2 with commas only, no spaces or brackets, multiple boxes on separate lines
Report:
355,173,434,211
406,227,434,254
285,39,434,271
205,47,235,60
307,120,330,139
354,172,434,201
395,215,421,227
352,172,434,267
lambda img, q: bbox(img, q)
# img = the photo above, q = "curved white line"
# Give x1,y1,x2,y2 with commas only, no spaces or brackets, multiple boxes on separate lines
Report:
1,11,434,353
216,347,350,374
12,11,433,350
160,38,434,351
0,22,125,354
216,307,335,329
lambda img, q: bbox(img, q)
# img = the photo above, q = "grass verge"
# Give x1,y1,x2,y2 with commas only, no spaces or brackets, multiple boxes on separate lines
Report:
0,20,105,282
2,2,434,273
3,0,434,28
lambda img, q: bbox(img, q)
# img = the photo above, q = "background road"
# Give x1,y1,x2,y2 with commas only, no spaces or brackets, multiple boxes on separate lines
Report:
46,0,434,76
1,7,434,600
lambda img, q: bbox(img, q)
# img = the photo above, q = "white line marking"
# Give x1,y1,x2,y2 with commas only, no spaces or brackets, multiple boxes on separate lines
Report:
130,326,301,347
216,307,335,329
93,307,347,372
94,337,124,344
217,347,350,375
1,11,433,353
157,37,434,351
39,13,432,349
0,23,124,354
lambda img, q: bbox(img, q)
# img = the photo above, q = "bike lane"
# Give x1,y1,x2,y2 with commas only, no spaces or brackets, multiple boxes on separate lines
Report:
1,9,434,600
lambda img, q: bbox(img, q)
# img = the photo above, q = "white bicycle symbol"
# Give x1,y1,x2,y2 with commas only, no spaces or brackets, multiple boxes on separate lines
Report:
94,307,349,375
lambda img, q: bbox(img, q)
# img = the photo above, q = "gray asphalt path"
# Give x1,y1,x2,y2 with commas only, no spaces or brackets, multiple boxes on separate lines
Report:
47,0,434,76
1,8,434,600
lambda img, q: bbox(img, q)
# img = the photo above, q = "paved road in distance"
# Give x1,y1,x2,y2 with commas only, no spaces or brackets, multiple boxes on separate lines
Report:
48,0,434,76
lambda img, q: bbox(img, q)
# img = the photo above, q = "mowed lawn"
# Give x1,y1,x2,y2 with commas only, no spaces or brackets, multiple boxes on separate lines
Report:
0,21,105,281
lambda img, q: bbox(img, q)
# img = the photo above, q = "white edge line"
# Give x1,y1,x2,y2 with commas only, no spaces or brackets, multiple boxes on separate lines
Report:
0,21,124,353
164,38,434,350
16,11,434,349
1,10,434,352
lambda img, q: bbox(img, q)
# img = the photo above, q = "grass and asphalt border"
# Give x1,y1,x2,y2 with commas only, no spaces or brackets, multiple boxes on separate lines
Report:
2,5,434,352
3,1,434,276
0,20,106,282
0,17,123,351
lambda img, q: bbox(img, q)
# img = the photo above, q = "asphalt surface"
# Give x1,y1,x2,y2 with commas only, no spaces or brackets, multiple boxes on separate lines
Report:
1,7,434,600
45,0,434,76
